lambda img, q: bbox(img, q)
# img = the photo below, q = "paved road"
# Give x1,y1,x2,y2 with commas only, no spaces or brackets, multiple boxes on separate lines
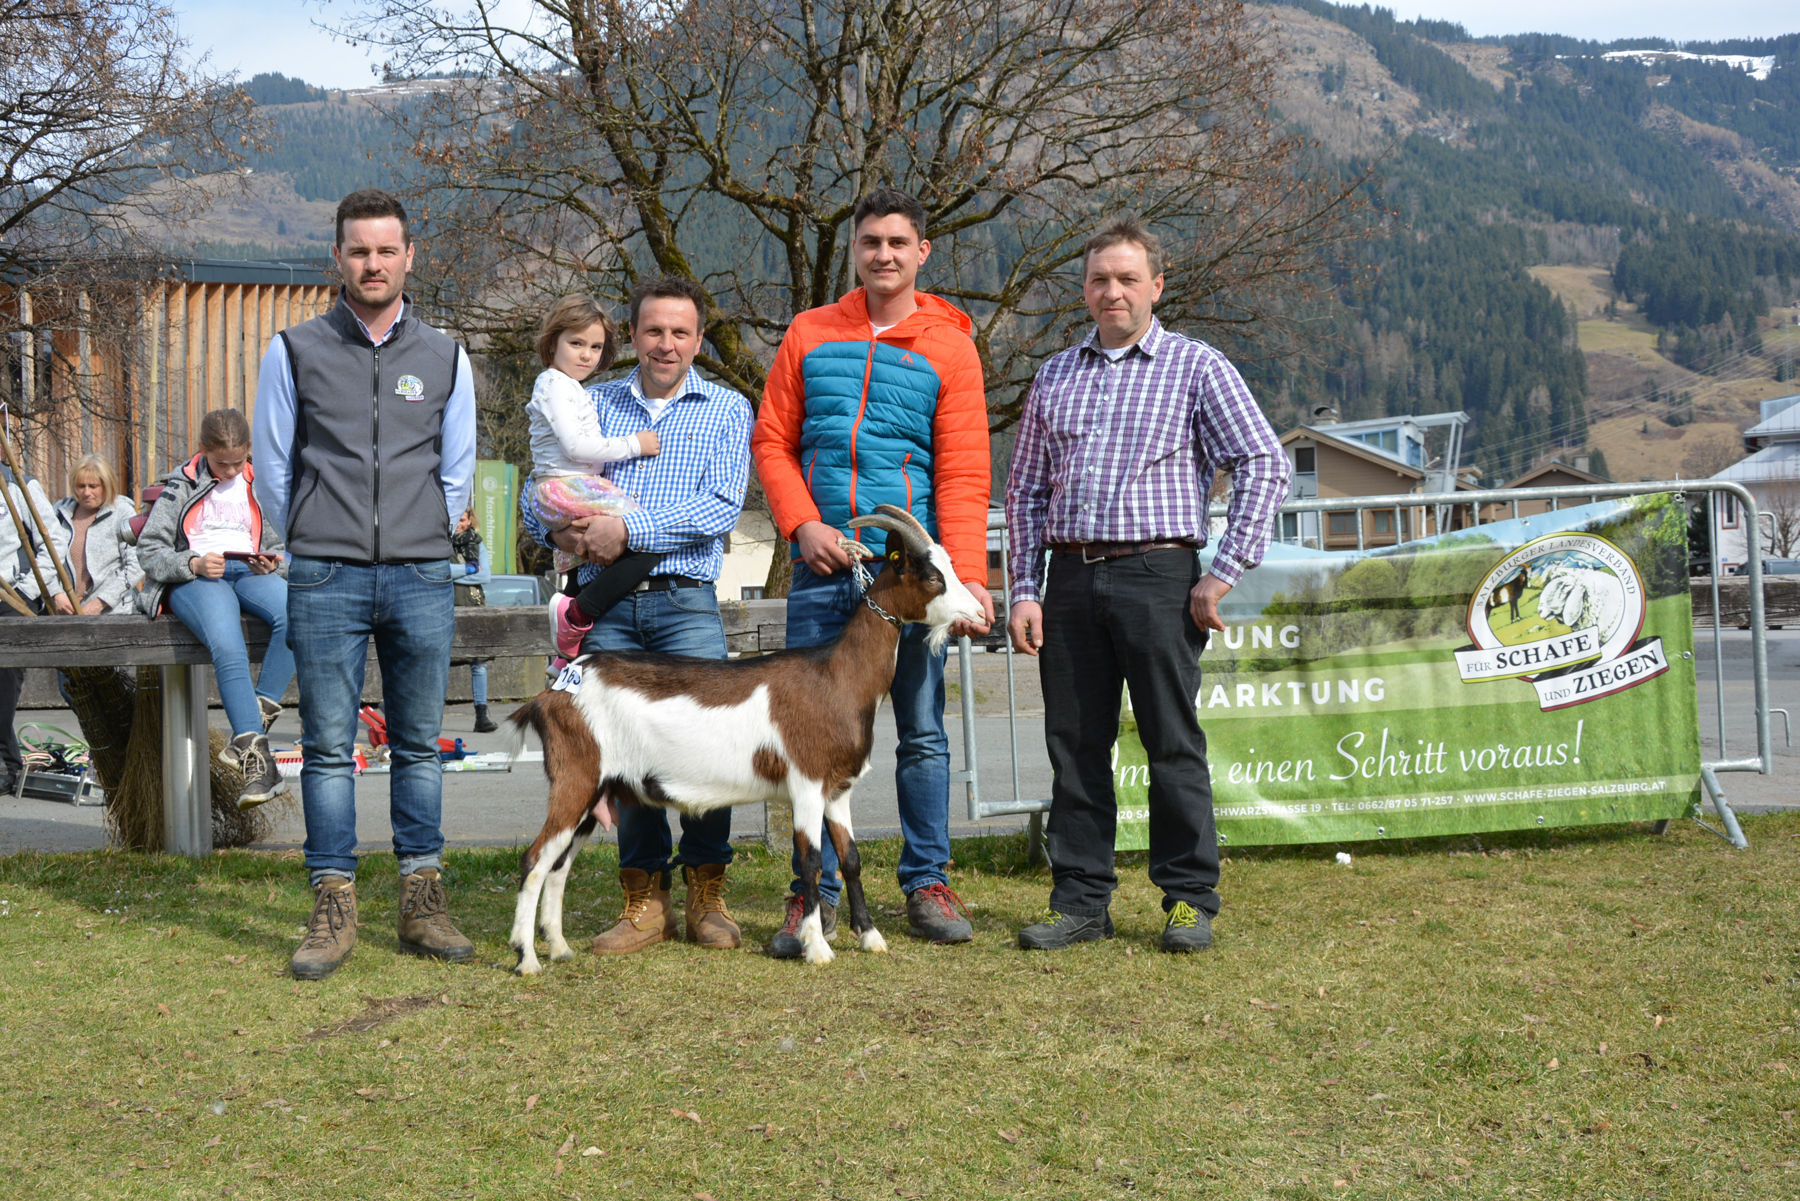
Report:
4,632,1791,858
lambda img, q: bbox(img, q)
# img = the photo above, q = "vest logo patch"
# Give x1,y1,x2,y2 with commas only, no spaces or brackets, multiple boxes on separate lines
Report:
394,374,426,400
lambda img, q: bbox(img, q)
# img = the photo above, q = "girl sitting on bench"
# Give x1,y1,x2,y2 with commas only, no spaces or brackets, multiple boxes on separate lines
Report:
137,410,291,807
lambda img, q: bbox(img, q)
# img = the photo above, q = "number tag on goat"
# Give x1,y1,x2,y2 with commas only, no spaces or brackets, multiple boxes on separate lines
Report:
551,663,583,694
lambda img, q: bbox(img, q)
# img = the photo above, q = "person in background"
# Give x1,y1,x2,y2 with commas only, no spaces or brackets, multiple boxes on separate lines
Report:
1,462,71,795
451,507,498,733
136,409,292,808
53,455,142,615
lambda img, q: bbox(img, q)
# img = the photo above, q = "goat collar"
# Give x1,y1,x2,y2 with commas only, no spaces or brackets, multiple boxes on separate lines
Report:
850,557,903,630
863,593,902,630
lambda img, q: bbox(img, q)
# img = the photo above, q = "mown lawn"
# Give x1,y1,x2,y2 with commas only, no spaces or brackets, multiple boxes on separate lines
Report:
2,813,1796,1199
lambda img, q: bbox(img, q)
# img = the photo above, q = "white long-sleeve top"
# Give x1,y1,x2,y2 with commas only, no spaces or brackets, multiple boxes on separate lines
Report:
527,367,646,476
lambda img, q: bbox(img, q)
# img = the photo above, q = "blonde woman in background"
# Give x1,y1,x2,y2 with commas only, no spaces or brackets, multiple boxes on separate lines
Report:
53,454,143,615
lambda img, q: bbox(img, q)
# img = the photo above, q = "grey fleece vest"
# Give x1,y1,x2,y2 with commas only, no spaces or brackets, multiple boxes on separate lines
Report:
279,296,461,563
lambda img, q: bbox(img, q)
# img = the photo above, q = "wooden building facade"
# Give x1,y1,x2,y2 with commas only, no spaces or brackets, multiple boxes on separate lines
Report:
2,259,335,500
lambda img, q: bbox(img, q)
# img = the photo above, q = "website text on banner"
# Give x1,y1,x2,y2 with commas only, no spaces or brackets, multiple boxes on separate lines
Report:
1112,494,1701,848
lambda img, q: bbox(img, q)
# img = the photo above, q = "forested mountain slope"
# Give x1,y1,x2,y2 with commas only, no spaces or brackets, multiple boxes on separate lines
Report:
1251,3,1800,482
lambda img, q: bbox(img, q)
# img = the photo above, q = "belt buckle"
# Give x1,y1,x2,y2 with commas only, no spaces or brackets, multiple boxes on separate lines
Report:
1082,543,1107,565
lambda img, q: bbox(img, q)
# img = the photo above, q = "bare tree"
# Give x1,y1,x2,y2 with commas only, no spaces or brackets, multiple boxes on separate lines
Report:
1762,474,1800,559
0,0,253,445
351,0,1366,405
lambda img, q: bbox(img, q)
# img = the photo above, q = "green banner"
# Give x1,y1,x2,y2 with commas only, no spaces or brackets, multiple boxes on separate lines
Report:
1114,493,1702,848
473,459,519,573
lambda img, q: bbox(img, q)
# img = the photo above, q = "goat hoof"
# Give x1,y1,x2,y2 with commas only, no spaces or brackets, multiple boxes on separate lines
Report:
549,946,575,962
859,928,888,953
512,948,543,976
802,939,836,965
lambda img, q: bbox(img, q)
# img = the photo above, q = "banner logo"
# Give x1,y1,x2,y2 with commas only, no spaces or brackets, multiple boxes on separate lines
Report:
1454,533,1666,710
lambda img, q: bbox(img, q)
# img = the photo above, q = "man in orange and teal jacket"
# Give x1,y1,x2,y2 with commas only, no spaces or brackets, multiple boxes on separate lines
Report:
752,186,994,957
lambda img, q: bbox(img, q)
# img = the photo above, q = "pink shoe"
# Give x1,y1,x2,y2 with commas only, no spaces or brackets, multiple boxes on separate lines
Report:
550,594,592,660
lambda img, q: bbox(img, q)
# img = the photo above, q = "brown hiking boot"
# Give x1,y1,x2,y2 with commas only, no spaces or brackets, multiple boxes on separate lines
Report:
291,875,357,980
590,868,676,954
683,864,741,949
397,867,475,963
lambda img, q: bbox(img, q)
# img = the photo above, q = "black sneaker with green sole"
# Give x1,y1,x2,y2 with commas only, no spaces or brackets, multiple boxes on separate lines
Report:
1017,908,1114,950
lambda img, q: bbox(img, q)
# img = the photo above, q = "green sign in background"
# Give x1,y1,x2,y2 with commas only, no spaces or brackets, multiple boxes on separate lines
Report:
473,459,519,573
1114,494,1702,849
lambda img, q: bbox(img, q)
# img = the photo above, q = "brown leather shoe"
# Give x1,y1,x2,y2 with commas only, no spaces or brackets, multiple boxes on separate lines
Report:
397,867,475,962
682,863,741,949
291,875,357,980
590,868,676,954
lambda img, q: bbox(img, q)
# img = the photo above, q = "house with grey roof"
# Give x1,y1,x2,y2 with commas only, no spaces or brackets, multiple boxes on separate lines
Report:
1708,394,1800,568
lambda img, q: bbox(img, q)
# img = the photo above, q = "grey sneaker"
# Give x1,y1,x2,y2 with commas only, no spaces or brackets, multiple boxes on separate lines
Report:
291,876,357,980
220,732,284,809
765,894,836,959
1160,901,1214,953
258,695,283,734
1017,908,1114,950
906,882,973,943
397,868,475,962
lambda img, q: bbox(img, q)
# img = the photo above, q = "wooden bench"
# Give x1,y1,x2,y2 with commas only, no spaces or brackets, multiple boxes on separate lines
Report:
0,608,548,855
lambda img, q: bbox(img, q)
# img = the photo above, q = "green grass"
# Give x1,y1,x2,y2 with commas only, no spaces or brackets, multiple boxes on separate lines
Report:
3,817,1798,1199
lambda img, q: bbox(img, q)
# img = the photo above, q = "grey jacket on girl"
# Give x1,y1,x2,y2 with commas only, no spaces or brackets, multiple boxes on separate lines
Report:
136,454,285,614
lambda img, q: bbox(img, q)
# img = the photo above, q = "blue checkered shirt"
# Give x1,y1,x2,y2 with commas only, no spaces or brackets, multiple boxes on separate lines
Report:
1005,317,1291,601
520,366,752,584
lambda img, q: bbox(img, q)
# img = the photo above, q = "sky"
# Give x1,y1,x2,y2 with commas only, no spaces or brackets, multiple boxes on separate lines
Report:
171,1,1795,91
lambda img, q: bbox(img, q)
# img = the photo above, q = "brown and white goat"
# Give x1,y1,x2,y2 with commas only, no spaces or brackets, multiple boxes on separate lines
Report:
506,504,985,971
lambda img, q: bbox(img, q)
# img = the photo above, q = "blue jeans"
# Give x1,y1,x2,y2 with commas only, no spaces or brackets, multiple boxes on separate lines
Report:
469,660,489,707
581,585,733,874
164,562,294,738
287,556,454,886
785,561,950,905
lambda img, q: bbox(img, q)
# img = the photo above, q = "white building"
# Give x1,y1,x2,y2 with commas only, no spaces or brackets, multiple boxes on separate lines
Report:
717,507,781,600
1708,394,1800,569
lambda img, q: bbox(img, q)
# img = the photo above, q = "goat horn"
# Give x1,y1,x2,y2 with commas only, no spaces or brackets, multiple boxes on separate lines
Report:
846,503,933,559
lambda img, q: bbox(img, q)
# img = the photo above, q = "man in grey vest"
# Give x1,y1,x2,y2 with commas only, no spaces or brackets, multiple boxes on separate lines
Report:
252,189,479,981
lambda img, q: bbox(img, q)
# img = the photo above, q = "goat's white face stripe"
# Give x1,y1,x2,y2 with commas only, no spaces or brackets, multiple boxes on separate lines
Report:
922,543,984,649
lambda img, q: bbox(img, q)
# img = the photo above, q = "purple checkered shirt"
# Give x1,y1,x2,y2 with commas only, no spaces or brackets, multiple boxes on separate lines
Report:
1005,316,1291,603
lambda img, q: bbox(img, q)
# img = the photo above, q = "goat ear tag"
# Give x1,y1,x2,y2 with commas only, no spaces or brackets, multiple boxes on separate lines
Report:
551,663,583,693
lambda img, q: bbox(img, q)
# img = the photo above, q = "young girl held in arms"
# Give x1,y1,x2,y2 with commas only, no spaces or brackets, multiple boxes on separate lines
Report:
524,295,663,659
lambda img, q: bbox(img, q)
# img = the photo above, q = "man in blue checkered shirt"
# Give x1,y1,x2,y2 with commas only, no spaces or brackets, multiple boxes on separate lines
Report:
522,275,754,955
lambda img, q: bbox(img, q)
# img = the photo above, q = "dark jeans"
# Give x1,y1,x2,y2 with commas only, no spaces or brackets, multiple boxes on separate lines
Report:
1039,547,1219,917
287,557,455,886
580,584,733,875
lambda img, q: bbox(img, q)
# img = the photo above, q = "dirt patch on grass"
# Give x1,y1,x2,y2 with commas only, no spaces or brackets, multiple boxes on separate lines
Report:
307,993,443,1040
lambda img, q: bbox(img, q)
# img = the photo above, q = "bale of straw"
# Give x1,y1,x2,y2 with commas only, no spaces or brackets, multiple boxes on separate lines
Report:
59,665,137,793
100,668,283,851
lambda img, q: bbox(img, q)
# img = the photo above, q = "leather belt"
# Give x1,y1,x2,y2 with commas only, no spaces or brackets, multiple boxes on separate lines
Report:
631,575,709,592
1049,539,1199,564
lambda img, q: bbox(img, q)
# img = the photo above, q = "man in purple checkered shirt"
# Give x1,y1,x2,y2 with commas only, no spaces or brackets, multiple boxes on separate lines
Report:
1005,218,1291,954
